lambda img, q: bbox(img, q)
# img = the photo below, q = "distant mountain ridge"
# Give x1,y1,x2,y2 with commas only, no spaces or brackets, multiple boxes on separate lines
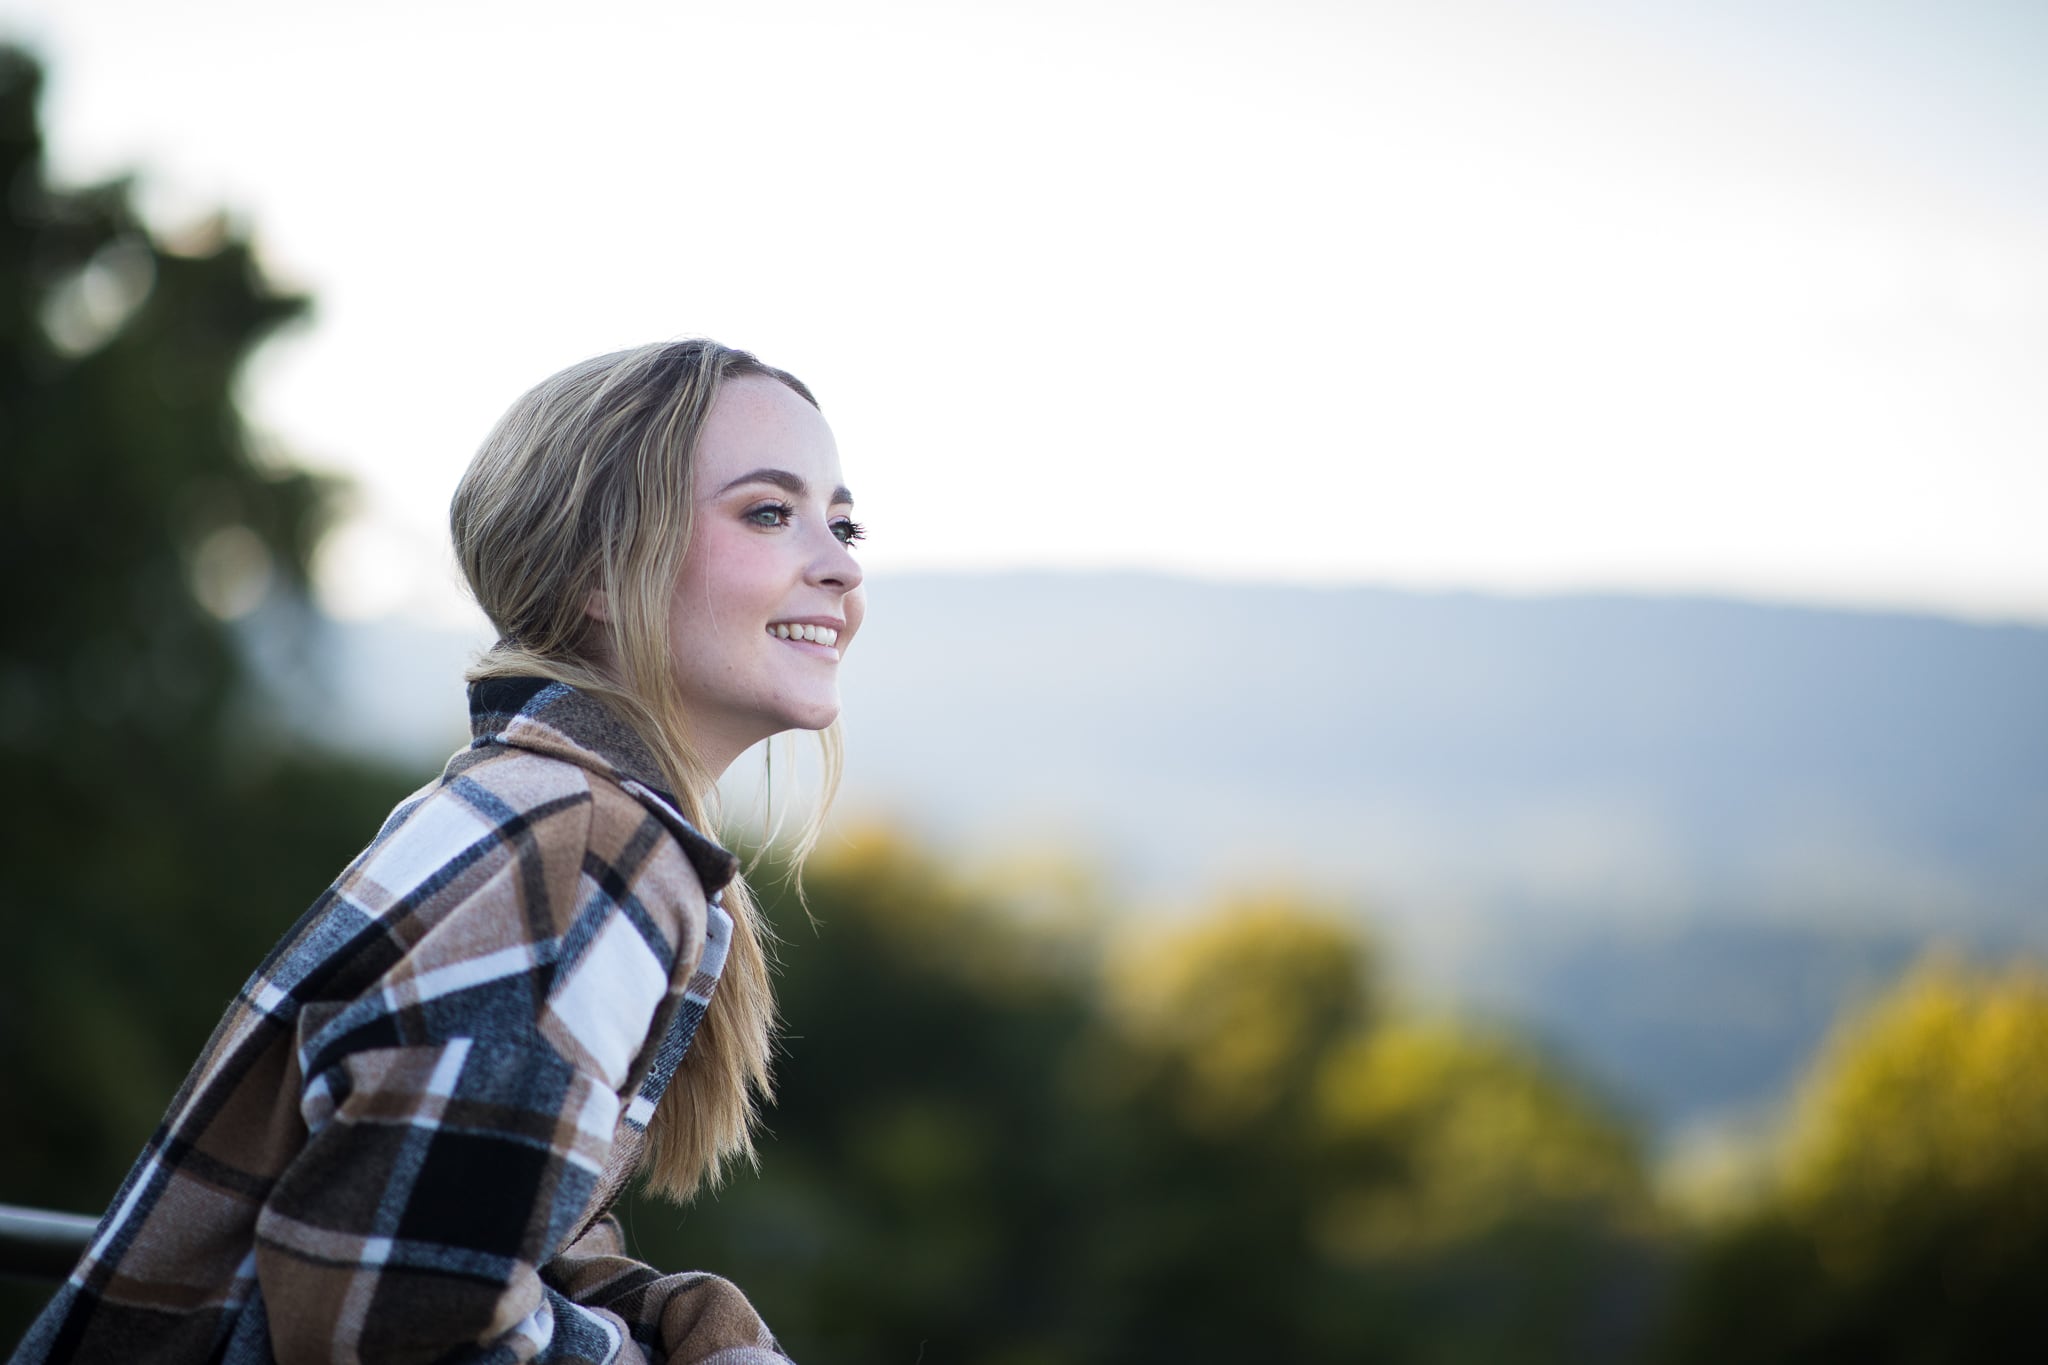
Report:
306,572,2048,1138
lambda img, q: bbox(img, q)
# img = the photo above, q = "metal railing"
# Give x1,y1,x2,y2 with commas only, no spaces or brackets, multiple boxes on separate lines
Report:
0,1204,96,1282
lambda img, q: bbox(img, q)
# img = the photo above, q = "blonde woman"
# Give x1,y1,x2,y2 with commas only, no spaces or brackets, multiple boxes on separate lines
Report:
14,340,863,1365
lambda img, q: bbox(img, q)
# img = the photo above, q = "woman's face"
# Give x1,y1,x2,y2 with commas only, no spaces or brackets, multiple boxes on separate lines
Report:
667,374,866,773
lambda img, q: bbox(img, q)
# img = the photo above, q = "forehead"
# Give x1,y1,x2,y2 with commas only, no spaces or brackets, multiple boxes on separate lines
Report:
695,376,842,487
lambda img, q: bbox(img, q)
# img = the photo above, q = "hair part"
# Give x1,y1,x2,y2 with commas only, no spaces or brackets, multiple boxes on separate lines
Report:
449,337,836,1201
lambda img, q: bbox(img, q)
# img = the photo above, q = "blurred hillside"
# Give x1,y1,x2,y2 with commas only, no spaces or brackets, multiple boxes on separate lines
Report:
311,575,2048,1140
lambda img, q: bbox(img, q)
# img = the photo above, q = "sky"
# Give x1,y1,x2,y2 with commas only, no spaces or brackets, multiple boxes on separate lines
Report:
7,0,2047,625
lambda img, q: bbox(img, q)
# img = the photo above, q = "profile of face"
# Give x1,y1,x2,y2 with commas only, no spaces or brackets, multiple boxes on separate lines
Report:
665,375,866,773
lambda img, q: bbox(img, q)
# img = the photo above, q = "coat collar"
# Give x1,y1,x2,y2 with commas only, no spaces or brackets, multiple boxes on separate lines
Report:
467,676,739,894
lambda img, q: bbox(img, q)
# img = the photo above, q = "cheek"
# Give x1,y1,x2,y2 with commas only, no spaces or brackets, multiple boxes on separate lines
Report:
676,533,780,621
844,588,869,645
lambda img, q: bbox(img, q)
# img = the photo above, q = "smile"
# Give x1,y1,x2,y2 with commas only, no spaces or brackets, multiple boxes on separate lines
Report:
767,622,840,647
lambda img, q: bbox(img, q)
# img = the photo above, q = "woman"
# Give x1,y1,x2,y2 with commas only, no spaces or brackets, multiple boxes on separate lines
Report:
13,340,862,1365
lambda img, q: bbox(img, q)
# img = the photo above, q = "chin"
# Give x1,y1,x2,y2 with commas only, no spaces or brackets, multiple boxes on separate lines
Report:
771,700,841,735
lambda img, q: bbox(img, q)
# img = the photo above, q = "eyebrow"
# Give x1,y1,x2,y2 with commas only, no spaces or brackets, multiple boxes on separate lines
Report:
715,467,854,505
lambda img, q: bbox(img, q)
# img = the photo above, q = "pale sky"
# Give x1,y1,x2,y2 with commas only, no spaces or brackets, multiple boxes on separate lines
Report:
8,0,2047,624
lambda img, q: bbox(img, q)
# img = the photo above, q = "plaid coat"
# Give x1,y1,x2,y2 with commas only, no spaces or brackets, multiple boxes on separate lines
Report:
12,678,790,1365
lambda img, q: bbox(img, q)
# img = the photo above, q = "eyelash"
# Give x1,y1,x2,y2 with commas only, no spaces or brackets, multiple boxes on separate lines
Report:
744,501,866,546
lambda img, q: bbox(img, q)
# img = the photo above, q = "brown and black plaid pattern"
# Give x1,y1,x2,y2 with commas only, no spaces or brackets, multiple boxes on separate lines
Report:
13,679,790,1364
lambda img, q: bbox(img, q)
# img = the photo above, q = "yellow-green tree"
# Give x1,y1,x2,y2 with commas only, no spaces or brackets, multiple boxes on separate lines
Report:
1661,952,2048,1363
1312,1021,1651,1259
1076,891,1659,1363
1100,894,1375,1134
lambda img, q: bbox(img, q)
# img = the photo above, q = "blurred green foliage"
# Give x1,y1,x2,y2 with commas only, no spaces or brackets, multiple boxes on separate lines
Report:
0,35,412,1261
1660,955,2048,1363
5,40,2045,1365
629,831,1665,1364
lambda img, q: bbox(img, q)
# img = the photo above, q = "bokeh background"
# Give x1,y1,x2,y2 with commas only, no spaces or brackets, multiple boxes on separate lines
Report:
3,2,2046,1361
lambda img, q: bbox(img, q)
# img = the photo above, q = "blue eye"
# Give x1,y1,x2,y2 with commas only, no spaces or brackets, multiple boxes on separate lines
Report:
745,501,795,528
833,518,867,546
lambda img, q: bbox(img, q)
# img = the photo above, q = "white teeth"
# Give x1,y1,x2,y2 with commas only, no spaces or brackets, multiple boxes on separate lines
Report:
768,623,838,647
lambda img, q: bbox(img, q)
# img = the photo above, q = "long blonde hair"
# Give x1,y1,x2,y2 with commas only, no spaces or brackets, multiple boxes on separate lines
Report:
449,338,839,1200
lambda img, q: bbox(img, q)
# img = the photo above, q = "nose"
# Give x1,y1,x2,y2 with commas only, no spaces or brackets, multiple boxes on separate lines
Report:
808,524,864,594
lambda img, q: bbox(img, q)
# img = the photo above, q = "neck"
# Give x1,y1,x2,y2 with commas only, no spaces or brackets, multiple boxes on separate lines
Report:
679,722,767,791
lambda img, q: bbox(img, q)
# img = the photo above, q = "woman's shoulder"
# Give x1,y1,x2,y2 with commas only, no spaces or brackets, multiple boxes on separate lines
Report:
280,739,713,1082
438,735,731,902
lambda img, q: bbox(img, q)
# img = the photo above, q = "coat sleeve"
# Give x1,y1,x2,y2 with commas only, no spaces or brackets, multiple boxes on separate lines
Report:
544,1217,788,1365
249,776,760,1365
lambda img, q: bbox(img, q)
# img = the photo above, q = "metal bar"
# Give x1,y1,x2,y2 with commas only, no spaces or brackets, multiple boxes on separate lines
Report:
0,1203,97,1282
